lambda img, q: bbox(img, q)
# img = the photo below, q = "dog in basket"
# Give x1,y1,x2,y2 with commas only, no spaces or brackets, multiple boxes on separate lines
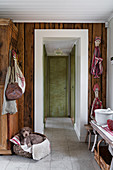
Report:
19,127,44,147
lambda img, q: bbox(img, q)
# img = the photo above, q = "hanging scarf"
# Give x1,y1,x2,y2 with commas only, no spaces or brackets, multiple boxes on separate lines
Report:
91,97,102,118
2,66,17,115
91,46,103,78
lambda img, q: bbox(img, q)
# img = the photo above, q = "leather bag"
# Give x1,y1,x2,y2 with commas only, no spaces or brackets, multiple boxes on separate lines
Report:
5,59,23,100
6,82,22,100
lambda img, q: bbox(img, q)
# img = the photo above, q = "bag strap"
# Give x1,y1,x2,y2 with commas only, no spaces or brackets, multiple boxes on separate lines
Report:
8,66,15,84
9,49,12,67
9,24,14,66
13,51,17,82
8,25,19,83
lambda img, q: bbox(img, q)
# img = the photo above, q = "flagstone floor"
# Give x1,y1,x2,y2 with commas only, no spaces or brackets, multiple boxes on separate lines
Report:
0,118,100,170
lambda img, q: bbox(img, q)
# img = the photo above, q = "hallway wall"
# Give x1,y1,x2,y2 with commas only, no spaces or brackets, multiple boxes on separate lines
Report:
107,18,113,110
70,45,75,124
15,23,107,130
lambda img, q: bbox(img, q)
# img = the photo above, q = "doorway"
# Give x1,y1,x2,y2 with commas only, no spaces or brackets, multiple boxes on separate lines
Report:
43,39,75,119
35,30,88,141
44,44,75,120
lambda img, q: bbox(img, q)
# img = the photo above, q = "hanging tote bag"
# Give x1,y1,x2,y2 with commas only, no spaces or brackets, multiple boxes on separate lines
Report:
2,49,17,115
5,50,25,100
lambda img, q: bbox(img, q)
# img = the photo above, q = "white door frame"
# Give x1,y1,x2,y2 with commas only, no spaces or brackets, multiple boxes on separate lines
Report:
34,29,88,141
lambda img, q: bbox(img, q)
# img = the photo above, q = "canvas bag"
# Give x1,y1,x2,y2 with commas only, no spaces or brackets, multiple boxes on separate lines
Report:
13,51,26,94
2,50,17,115
5,51,25,100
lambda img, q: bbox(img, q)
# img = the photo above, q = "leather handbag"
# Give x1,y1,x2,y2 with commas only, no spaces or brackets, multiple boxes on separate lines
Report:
5,59,23,100
6,82,22,100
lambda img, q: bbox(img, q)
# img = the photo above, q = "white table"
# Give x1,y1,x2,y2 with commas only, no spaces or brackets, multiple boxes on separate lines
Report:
91,120,113,170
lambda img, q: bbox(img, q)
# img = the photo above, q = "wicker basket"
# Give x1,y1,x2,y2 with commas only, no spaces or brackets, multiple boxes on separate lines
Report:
13,132,46,158
94,139,112,170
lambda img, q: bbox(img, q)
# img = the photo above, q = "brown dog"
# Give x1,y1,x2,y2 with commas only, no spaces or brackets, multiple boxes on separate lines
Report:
19,127,44,147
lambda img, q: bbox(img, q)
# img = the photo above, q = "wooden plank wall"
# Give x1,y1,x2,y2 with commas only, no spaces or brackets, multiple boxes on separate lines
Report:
16,23,107,129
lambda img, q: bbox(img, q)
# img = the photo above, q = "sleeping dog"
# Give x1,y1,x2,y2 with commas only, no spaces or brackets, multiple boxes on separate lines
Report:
19,127,44,147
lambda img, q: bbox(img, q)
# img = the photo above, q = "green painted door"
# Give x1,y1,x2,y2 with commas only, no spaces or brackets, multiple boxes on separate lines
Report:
70,45,75,124
49,56,67,117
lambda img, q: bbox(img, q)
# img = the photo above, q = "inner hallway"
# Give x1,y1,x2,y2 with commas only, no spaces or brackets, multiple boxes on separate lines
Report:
44,40,76,124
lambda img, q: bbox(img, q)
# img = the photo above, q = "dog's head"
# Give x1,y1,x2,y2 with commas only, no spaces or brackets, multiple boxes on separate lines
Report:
19,127,32,138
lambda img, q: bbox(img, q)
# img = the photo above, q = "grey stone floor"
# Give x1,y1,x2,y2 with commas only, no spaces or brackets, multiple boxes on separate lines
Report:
0,118,100,170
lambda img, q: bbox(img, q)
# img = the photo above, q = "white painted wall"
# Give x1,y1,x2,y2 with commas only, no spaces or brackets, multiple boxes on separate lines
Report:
74,40,81,139
35,30,88,141
74,37,88,141
107,18,113,110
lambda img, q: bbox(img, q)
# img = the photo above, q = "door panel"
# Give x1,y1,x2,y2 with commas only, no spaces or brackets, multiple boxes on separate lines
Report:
71,45,75,124
0,85,7,150
0,21,18,153
44,45,48,124
49,57,67,117
0,84,19,151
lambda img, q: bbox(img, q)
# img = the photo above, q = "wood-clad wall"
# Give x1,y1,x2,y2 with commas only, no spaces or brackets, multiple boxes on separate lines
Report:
16,23,107,130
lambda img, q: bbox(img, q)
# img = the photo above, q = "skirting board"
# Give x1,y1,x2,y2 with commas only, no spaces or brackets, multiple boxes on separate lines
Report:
0,150,12,155
74,123,86,142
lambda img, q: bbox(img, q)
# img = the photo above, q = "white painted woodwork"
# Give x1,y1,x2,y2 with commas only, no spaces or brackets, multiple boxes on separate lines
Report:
0,0,113,22
107,18,113,110
35,29,88,141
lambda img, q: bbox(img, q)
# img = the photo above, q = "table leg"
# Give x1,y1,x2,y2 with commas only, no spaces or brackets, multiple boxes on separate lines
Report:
108,145,113,170
88,131,91,150
85,131,88,143
91,130,97,152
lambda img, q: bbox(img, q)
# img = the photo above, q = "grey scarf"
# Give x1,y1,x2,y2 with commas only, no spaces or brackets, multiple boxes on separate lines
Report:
2,66,17,115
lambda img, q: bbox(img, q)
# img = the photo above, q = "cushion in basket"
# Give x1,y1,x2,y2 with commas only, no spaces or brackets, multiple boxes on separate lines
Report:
10,134,51,160
10,135,32,153
10,135,20,145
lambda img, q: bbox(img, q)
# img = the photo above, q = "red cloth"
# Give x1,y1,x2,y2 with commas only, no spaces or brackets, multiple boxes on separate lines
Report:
91,46,103,78
93,83,100,91
91,97,102,118
102,126,113,136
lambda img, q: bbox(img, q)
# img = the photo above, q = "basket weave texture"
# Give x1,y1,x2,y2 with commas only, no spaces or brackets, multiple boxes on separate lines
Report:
94,139,112,170
13,132,46,158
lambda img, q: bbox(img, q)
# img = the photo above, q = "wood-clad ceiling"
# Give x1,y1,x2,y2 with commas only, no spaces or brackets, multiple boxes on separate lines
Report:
0,0,113,22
